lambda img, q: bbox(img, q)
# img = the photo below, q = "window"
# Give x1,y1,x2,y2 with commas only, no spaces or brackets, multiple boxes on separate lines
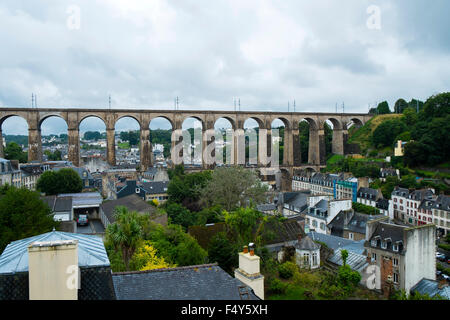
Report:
320,222,325,230
371,253,377,262
349,233,354,240
392,244,399,252
381,241,387,249
312,253,318,266
135,188,140,194
393,258,398,267
393,273,399,284
371,239,377,247
312,220,317,228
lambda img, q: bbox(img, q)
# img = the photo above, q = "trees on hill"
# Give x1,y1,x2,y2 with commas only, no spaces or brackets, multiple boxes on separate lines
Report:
36,168,83,195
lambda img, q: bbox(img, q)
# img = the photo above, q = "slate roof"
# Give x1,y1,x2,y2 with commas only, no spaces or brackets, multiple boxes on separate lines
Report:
308,231,366,255
101,194,157,224
433,195,450,211
0,230,110,275
328,248,369,272
295,236,320,251
140,181,169,195
263,220,305,246
112,263,259,300
367,221,406,254
54,196,73,212
409,189,435,201
392,187,409,198
410,278,450,300
376,198,389,210
329,211,374,236
357,187,379,200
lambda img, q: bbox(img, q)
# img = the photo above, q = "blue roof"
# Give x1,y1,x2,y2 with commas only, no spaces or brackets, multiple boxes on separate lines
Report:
328,249,368,272
411,279,450,299
0,231,110,275
308,231,366,255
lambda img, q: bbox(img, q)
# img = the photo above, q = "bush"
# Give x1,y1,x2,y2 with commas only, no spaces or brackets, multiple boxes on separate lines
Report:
438,243,450,251
268,278,288,294
278,261,298,279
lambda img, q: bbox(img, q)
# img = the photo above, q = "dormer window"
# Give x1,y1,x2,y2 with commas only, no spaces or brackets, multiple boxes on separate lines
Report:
392,244,399,252
381,241,387,249
371,239,377,247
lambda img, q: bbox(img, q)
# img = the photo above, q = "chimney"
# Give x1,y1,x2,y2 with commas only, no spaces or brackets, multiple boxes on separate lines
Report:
234,244,265,299
28,240,79,300
297,233,302,243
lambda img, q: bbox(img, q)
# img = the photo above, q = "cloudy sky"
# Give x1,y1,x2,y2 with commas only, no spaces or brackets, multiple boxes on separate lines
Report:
0,0,449,134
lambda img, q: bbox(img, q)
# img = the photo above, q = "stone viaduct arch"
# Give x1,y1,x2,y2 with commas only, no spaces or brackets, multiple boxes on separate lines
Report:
0,108,371,171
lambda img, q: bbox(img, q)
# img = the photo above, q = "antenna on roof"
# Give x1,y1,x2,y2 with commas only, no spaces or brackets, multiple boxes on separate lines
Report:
238,98,241,111
31,93,34,108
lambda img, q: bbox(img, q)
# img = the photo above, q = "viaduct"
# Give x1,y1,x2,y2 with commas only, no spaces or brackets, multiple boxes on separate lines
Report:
0,107,372,173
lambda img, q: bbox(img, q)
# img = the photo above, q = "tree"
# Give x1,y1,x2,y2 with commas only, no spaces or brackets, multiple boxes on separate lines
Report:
223,207,267,247
402,107,418,127
341,249,349,266
376,101,391,114
36,168,83,195
4,142,27,163
44,150,62,161
105,206,143,271
371,119,407,148
337,264,361,294
200,167,268,212
394,99,408,114
120,130,139,146
83,131,102,141
0,186,58,253
164,201,196,230
129,240,173,271
207,232,238,275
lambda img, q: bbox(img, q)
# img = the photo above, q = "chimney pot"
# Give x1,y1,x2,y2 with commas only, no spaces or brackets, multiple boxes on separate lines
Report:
243,246,248,254
249,248,255,256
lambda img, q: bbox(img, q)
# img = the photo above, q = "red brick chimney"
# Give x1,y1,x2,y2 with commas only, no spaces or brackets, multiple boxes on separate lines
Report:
297,233,302,243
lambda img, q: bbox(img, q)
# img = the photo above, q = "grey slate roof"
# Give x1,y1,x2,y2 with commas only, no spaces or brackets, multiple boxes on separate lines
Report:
392,187,409,197
263,220,305,246
410,278,450,300
367,222,407,254
54,196,73,212
308,231,366,255
295,236,320,251
140,181,169,195
101,194,156,224
112,263,259,300
0,230,110,275
357,187,379,200
59,192,102,208
433,195,450,211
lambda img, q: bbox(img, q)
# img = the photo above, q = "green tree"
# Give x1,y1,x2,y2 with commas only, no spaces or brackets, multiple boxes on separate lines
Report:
402,107,418,127
164,201,196,230
394,99,408,114
83,131,102,141
44,150,62,161
36,168,83,195
341,249,349,266
371,119,407,148
337,264,361,294
376,101,391,114
0,186,58,253
4,142,27,163
200,167,268,212
105,206,143,271
223,207,267,247
207,232,238,275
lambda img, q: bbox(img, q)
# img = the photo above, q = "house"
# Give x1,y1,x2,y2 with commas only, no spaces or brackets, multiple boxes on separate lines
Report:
116,180,169,203
263,219,305,255
303,199,352,234
59,192,103,222
256,203,278,215
281,191,310,216
0,230,116,300
0,158,21,188
430,195,450,236
295,234,321,270
364,217,436,295
308,231,366,255
113,263,259,300
380,168,400,182
41,195,73,222
100,194,167,229
394,140,408,156
328,210,383,241
357,187,383,207
392,187,436,226
19,163,45,190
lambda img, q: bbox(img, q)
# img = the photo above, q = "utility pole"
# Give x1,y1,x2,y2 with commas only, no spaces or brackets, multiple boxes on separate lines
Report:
109,95,111,110
238,98,241,111
294,100,296,112
288,101,290,112
31,93,34,108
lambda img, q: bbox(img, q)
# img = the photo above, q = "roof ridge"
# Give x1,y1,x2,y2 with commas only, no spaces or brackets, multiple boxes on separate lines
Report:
112,263,219,275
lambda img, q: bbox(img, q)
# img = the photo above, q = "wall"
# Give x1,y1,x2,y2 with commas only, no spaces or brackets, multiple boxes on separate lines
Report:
404,225,436,293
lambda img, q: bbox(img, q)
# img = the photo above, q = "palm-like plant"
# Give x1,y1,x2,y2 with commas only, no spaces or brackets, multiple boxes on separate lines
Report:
106,206,143,271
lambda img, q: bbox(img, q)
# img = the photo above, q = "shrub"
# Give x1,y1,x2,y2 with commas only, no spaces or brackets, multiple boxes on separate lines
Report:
438,243,450,251
268,278,288,294
278,261,298,279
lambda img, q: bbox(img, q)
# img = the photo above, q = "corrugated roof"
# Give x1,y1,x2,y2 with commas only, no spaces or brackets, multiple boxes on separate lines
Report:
0,231,110,274
328,248,368,272
308,231,366,254
410,278,450,299
58,192,102,208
